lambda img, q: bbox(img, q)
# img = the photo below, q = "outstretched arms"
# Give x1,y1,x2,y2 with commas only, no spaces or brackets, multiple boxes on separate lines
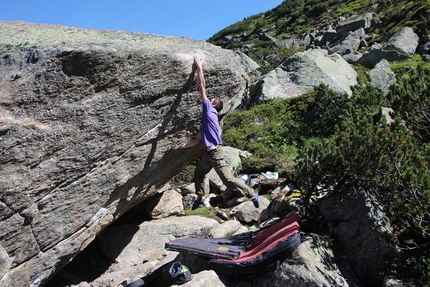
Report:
177,55,210,149
194,55,207,102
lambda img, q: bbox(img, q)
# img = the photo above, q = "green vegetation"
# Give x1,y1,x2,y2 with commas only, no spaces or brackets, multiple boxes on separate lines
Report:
296,66,430,285
223,95,313,176
208,0,429,68
221,64,430,285
210,0,428,43
183,206,214,216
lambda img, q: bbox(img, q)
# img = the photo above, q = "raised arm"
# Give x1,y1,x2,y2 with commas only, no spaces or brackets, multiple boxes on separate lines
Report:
194,55,207,102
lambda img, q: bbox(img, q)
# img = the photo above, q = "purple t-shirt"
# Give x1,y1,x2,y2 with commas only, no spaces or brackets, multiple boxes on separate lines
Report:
201,98,222,147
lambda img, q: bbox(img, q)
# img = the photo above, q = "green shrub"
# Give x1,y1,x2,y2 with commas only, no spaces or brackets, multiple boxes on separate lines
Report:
293,78,430,286
221,60,430,287
388,64,430,143
223,96,312,176
170,163,196,188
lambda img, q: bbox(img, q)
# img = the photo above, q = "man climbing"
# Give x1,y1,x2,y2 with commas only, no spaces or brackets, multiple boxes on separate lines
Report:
180,54,259,209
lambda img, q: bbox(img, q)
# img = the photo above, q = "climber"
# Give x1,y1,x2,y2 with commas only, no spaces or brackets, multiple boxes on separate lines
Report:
180,54,259,210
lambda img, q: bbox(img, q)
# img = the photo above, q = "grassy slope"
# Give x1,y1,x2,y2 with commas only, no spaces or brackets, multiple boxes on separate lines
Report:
208,0,429,57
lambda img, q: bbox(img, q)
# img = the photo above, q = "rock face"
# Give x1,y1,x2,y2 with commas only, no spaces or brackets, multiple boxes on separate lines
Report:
358,26,420,68
249,49,358,105
0,21,248,287
368,59,396,95
281,49,357,96
271,234,362,287
320,191,395,287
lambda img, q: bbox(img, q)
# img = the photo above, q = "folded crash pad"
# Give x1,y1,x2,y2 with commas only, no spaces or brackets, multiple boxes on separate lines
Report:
165,230,252,260
165,212,301,274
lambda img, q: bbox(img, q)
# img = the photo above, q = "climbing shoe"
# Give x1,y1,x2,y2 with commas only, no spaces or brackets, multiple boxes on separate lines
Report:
252,192,259,208
191,195,205,210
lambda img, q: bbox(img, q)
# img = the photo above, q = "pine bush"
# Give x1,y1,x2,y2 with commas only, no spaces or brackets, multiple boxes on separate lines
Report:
295,73,430,285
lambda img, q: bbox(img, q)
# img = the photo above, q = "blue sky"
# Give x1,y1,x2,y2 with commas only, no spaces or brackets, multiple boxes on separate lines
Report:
1,0,284,40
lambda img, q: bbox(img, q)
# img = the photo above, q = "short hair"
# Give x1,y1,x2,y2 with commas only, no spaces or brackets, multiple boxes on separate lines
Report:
212,98,223,112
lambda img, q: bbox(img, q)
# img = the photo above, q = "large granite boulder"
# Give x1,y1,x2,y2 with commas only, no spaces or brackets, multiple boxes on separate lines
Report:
270,234,363,287
384,26,419,55
368,59,396,95
251,49,357,105
330,28,366,56
0,21,248,286
320,191,396,287
282,49,358,97
335,13,379,37
358,26,419,68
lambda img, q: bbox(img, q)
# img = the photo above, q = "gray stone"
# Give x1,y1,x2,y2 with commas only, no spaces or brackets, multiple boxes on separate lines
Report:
358,27,419,68
420,35,430,54
252,49,358,105
281,49,358,96
320,191,395,287
171,270,226,287
383,276,414,287
330,28,365,55
230,196,270,224
96,215,219,273
257,67,301,102
0,245,10,282
377,107,395,125
342,51,363,64
384,27,419,55
368,59,396,95
319,27,339,48
270,234,362,287
336,13,379,36
358,47,409,68
209,219,243,238
145,189,184,219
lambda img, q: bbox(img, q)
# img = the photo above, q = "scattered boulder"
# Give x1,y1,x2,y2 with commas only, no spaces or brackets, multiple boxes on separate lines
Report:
336,13,379,37
320,191,396,287
368,59,397,95
384,27,419,55
282,49,358,96
377,107,396,125
170,270,225,287
270,234,363,287
342,51,363,65
277,35,312,49
358,27,419,67
358,47,409,68
382,276,415,287
209,219,243,238
250,49,358,105
254,67,300,103
145,189,184,219
229,196,270,223
96,216,219,285
236,50,260,75
330,28,366,55
319,27,339,48
98,216,218,267
419,35,430,61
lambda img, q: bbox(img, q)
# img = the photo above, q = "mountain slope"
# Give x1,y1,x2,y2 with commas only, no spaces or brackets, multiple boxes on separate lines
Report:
208,0,429,63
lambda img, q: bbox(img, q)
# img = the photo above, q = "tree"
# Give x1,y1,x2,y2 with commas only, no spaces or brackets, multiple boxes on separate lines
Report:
295,79,430,285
